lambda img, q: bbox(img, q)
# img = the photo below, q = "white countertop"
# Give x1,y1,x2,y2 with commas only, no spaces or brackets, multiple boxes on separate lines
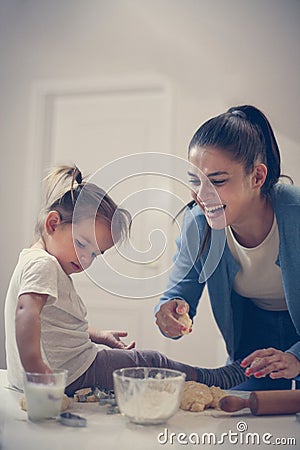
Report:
0,370,299,450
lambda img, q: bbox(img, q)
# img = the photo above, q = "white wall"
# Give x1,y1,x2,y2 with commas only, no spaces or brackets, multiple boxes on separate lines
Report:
0,0,299,368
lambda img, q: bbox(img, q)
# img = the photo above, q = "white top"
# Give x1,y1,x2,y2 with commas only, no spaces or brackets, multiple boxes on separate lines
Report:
226,216,287,311
4,248,97,390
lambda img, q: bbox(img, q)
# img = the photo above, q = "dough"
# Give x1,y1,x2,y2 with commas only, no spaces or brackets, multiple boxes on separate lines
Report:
250,357,262,369
20,393,71,411
180,382,226,412
249,357,266,377
209,385,227,409
180,381,213,412
178,313,192,334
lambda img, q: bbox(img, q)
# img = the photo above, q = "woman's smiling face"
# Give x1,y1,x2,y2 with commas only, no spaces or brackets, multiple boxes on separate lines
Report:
188,146,257,230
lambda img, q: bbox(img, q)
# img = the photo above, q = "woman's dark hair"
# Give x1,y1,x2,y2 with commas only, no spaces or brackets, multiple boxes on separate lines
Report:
189,105,284,194
185,105,292,256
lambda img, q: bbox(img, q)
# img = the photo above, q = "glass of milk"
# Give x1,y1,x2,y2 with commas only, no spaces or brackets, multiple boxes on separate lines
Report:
23,369,68,422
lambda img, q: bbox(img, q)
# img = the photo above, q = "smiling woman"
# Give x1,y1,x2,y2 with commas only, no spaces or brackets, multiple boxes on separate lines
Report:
155,105,300,391
188,145,270,236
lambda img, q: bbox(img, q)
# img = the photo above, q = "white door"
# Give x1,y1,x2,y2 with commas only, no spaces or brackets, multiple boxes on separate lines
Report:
31,78,176,353
28,78,227,367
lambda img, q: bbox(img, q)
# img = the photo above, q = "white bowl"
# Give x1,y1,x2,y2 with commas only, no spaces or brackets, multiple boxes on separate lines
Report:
113,367,186,425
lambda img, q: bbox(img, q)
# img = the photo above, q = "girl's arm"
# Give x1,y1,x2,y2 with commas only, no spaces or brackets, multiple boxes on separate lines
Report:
15,293,52,374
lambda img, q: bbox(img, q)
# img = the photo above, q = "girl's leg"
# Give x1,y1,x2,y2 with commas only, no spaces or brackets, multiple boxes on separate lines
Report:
196,360,247,389
65,348,197,395
65,348,252,395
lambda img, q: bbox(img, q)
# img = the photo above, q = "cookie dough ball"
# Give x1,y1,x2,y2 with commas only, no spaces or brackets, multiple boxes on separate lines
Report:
250,357,262,369
180,382,227,412
178,313,192,334
180,381,213,412
209,386,227,409
248,357,266,377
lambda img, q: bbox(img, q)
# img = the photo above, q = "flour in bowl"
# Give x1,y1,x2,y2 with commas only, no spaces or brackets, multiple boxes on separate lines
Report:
121,388,179,422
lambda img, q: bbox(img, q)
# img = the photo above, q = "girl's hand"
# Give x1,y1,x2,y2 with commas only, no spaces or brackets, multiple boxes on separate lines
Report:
241,347,300,380
89,328,135,350
155,299,192,338
27,360,53,374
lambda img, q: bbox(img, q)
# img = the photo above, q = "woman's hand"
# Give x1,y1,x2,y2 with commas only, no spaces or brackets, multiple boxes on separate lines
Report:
155,299,192,338
89,328,135,350
241,347,300,379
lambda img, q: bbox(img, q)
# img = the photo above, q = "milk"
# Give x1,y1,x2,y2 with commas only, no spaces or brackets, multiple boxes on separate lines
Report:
23,370,68,422
24,381,65,421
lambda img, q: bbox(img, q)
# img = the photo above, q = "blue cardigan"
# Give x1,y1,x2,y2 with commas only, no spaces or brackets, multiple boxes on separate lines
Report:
156,183,300,364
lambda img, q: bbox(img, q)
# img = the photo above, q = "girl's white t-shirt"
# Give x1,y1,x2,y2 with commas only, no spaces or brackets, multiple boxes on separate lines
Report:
226,216,288,311
4,247,97,390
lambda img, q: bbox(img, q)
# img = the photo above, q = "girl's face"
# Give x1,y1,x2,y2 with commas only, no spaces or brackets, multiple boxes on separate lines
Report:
188,146,263,230
45,214,114,275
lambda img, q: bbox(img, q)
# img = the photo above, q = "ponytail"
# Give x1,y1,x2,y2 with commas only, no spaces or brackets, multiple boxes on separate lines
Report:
35,164,131,242
228,105,281,194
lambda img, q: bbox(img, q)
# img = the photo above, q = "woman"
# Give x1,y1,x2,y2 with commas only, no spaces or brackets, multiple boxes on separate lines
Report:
155,105,300,390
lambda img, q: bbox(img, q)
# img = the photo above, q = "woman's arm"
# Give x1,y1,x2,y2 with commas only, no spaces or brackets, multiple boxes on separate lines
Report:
155,207,206,337
15,292,52,373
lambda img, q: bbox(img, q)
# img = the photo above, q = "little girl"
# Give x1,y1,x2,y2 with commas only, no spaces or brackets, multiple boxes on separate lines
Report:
5,164,248,394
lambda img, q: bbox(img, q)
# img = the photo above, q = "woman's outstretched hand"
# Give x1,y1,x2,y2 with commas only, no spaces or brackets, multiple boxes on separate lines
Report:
155,299,192,338
241,347,300,379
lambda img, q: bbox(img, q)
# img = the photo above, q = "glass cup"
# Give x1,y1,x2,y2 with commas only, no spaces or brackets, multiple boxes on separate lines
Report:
23,369,68,422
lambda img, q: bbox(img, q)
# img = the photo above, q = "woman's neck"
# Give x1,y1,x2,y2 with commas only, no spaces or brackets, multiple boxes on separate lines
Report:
230,195,274,248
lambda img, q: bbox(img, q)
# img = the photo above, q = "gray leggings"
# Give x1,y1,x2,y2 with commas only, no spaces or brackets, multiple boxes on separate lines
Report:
65,348,197,396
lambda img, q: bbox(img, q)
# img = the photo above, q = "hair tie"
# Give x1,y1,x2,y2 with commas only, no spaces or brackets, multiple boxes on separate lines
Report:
73,166,83,185
71,166,83,205
76,171,83,185
231,110,247,120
